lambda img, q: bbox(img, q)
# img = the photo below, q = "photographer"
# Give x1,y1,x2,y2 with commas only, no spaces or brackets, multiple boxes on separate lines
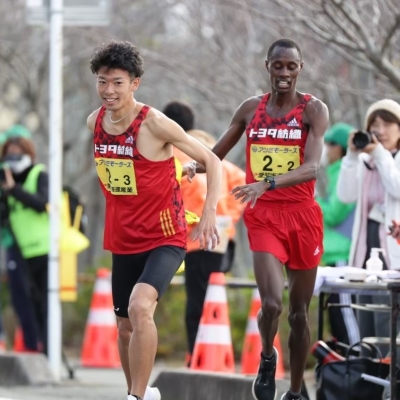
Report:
316,123,359,346
337,99,400,356
0,136,49,354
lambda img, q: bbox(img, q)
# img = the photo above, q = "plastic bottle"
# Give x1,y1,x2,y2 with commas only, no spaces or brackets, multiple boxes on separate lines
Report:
366,248,384,272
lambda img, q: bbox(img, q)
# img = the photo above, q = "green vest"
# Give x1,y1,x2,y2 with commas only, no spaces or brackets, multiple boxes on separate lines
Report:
8,164,49,258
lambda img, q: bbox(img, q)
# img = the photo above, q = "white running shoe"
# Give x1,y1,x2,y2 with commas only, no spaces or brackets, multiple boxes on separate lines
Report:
144,387,161,400
128,386,161,400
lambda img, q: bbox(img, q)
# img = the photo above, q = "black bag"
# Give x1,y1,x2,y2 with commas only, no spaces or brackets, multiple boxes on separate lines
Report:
316,341,390,400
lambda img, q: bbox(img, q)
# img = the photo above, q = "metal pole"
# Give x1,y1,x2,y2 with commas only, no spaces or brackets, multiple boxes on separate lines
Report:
48,0,63,380
389,288,399,400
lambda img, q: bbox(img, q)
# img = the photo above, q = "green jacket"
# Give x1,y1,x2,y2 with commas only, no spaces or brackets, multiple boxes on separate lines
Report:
316,160,355,265
8,164,49,258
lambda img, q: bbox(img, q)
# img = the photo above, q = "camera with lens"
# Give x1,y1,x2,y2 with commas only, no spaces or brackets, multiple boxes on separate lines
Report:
352,130,372,149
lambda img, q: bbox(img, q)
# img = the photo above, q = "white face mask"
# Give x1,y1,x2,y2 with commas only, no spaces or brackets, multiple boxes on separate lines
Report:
7,154,32,174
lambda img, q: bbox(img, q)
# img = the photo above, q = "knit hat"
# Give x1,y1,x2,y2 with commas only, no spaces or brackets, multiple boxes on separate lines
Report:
0,124,32,145
324,123,355,150
365,99,400,129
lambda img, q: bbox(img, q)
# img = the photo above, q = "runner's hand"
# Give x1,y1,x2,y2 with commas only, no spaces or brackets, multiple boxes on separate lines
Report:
231,181,269,208
192,210,220,250
182,161,196,182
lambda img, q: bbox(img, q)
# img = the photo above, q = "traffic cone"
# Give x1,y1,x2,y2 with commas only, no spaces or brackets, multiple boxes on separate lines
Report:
81,268,120,368
241,289,285,378
273,332,285,379
13,327,24,352
190,272,235,373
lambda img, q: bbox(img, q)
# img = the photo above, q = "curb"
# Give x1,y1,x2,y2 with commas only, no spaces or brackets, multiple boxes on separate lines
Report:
0,352,56,386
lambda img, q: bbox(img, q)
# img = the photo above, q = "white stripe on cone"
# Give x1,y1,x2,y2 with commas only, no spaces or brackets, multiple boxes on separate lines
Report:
195,324,232,345
88,309,116,326
245,317,260,335
204,285,227,303
94,278,112,294
252,288,260,301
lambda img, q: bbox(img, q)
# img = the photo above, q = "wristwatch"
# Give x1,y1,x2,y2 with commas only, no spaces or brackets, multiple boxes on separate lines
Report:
263,176,276,191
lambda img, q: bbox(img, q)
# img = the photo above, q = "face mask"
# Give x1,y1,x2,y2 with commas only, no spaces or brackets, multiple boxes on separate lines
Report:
5,154,32,174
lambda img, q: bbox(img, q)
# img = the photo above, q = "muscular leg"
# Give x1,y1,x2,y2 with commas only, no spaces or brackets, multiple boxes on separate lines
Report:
286,266,318,393
253,252,285,357
128,283,158,399
116,316,133,389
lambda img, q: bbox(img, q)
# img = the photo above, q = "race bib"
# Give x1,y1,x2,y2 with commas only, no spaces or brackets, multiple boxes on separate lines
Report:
250,144,300,181
95,157,137,195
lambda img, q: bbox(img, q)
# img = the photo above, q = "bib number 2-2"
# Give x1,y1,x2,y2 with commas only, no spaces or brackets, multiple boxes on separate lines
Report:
250,144,300,181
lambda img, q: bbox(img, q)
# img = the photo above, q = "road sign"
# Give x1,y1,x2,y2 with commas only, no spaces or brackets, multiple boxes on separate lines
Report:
26,0,111,26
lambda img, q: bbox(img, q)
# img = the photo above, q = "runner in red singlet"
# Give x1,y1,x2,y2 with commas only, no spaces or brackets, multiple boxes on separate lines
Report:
87,40,222,400
187,38,329,400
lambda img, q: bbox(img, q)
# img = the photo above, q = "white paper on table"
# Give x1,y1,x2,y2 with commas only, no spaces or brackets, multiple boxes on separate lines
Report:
313,266,400,295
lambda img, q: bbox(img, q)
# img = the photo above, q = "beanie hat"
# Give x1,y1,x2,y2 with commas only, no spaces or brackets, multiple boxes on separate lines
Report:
324,122,355,150
365,99,400,129
0,124,32,145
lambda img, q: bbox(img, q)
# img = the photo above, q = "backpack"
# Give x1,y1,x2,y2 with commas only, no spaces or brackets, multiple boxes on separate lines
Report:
62,185,87,234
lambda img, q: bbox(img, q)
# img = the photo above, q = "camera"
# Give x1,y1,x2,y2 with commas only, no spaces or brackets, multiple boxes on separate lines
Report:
352,130,372,149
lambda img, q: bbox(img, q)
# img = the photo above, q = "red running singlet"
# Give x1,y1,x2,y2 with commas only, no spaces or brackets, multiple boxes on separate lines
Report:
93,105,187,254
245,93,314,204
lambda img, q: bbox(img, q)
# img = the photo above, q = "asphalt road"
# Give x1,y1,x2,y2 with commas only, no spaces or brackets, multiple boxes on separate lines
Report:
0,363,317,400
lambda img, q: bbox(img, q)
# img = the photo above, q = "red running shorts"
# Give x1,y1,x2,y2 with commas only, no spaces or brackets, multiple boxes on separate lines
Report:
243,199,323,270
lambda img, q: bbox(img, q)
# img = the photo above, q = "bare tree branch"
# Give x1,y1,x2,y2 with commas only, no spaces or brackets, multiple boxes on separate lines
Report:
381,15,400,56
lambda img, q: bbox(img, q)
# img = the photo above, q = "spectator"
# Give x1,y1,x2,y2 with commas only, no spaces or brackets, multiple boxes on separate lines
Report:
0,136,50,354
316,123,359,345
337,99,400,357
163,102,245,363
175,129,245,364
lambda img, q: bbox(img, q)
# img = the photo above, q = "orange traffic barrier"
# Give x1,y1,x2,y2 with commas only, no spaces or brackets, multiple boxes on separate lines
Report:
241,289,285,378
190,272,235,373
81,268,120,368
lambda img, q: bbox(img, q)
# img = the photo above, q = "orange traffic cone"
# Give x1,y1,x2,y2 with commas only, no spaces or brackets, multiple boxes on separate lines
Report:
81,268,120,368
273,331,285,379
241,289,285,378
13,327,41,353
13,327,24,352
190,272,234,373
0,336,5,351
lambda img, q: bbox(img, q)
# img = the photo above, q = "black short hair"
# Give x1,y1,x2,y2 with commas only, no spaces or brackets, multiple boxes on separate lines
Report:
162,101,195,132
90,40,144,79
267,38,302,61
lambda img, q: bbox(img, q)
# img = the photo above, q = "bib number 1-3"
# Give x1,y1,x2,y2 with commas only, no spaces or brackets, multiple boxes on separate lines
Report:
95,157,138,195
